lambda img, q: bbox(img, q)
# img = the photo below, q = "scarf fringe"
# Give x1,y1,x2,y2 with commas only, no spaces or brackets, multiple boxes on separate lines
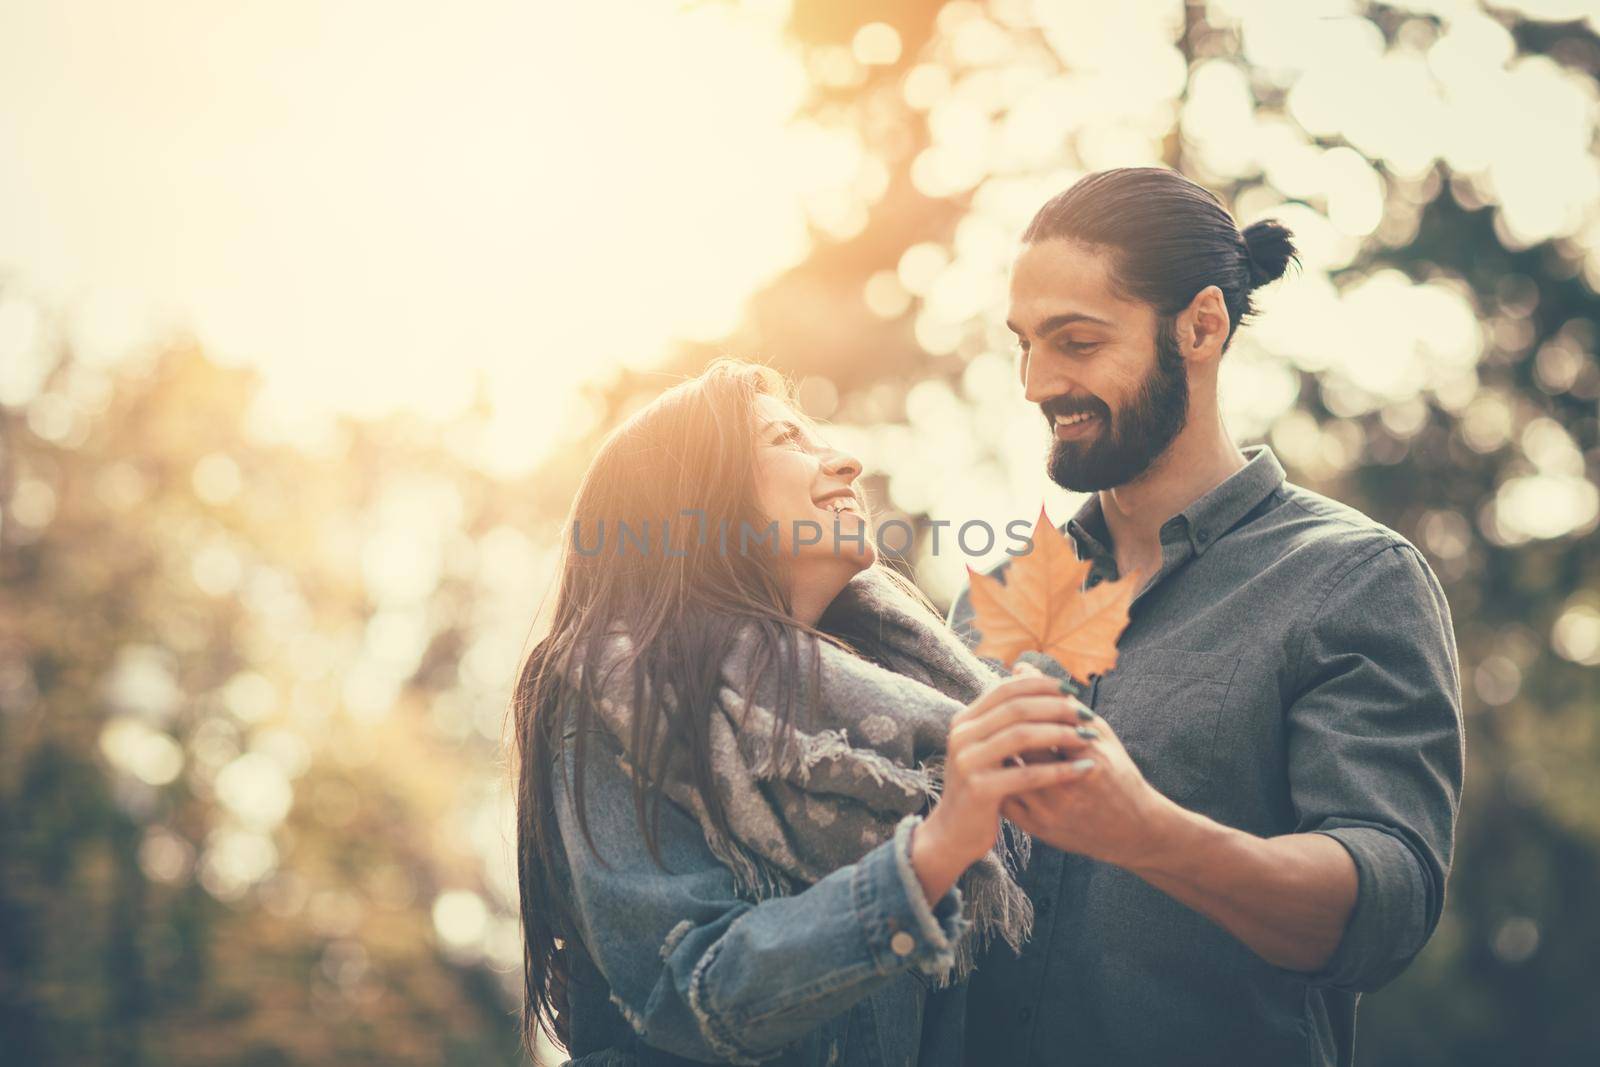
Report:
752,724,937,805
955,854,1035,979
701,821,797,903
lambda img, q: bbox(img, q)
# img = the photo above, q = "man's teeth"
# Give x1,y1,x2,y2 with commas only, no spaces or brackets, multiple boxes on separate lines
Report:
1055,412,1096,426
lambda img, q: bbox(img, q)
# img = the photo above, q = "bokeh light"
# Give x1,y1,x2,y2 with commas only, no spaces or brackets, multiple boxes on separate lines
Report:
3,2,1598,1065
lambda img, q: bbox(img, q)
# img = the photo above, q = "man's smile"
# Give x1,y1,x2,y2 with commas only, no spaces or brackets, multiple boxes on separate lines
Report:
1053,410,1101,439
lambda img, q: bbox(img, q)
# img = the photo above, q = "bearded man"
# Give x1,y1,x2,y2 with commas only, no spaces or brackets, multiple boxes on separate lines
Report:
948,167,1464,1067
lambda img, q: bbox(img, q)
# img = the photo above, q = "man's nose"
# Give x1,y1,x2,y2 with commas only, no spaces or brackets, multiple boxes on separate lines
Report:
1021,345,1071,406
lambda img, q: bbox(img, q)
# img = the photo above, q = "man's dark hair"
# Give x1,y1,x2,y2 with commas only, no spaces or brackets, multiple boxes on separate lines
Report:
1023,166,1298,348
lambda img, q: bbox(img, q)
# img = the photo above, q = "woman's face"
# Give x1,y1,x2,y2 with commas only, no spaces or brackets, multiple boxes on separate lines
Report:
751,393,875,599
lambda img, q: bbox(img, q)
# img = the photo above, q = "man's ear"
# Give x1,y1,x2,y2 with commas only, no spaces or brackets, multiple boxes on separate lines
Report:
1178,285,1230,361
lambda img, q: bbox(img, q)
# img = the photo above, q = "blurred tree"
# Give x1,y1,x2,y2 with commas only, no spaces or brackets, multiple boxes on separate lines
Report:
0,334,545,1065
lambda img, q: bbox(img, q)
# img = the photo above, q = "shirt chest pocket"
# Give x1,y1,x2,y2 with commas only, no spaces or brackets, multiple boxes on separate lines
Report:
1098,648,1241,805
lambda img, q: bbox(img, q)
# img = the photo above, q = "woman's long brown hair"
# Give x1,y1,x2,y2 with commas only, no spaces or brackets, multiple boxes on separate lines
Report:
510,359,929,1054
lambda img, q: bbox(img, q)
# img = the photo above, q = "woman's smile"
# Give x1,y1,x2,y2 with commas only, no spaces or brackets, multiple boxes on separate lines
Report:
816,489,862,518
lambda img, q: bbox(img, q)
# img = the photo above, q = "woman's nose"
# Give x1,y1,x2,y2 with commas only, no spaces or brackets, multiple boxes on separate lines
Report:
824,448,862,480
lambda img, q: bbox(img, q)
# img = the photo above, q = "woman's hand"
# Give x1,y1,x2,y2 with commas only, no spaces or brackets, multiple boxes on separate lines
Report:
910,666,1099,903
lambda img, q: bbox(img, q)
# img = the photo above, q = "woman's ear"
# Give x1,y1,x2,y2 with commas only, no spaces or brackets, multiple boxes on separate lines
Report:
1179,285,1230,361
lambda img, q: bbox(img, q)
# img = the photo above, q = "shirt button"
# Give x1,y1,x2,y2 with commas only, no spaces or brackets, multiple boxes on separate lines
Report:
890,931,916,957
1019,1005,1034,1023
1195,527,1209,543
1036,896,1052,915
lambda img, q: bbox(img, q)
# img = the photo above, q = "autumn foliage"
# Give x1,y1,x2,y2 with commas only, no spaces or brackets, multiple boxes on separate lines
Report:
965,507,1138,683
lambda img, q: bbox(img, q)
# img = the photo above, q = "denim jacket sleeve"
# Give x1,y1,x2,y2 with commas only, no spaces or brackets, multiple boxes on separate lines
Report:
553,726,967,1065
1285,542,1465,993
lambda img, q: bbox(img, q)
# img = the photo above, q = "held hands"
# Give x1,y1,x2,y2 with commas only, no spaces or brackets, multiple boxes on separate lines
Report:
997,665,1177,871
909,667,1099,902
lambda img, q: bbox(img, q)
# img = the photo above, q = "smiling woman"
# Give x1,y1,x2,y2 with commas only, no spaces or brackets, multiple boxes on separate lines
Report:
509,358,1084,1065
0,0,867,474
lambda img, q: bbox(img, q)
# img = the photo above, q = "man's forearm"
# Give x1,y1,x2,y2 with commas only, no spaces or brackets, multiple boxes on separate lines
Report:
1127,795,1360,973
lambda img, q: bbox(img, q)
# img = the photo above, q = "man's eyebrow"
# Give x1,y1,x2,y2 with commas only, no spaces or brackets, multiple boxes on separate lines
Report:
1008,312,1113,336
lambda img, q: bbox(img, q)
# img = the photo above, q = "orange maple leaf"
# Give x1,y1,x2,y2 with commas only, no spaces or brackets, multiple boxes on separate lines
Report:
965,505,1139,681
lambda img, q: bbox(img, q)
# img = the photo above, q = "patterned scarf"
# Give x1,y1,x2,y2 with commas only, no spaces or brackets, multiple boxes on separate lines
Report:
571,566,1033,983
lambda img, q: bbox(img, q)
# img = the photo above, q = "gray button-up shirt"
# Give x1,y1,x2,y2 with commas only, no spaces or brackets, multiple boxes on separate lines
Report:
947,443,1465,1067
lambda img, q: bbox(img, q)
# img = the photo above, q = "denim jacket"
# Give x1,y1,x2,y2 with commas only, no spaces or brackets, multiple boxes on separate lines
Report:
550,721,970,1067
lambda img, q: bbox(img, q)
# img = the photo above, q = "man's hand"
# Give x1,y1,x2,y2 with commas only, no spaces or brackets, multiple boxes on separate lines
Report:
1001,688,1360,974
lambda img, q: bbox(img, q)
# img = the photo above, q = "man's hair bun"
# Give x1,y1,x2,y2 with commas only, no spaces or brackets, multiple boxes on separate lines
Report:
1241,219,1298,289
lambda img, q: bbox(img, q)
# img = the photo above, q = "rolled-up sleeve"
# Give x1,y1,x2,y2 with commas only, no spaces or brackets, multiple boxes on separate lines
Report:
1285,542,1465,992
554,727,966,1064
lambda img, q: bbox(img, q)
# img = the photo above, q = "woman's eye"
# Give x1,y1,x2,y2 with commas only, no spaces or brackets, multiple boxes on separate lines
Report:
772,427,804,446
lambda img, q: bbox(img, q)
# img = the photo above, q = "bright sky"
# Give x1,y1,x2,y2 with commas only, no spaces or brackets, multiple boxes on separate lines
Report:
0,0,851,474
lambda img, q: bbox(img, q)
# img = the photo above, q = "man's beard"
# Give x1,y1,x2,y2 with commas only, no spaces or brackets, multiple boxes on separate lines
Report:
1045,316,1190,492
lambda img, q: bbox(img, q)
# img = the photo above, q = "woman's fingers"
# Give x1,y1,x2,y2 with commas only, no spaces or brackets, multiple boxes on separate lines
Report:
973,756,1097,799
952,673,1074,726
955,721,1095,777
950,692,1096,748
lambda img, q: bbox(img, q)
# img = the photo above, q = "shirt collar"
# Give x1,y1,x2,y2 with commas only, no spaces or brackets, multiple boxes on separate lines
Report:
1065,443,1287,561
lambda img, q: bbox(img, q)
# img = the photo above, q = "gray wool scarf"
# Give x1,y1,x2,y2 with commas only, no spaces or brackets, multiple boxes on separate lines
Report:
572,565,1033,984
